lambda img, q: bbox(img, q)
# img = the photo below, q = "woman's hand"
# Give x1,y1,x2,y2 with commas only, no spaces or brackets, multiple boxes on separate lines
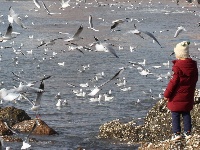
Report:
164,97,168,101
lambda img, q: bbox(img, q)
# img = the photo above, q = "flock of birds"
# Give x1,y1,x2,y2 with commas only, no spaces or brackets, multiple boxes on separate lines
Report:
0,0,200,149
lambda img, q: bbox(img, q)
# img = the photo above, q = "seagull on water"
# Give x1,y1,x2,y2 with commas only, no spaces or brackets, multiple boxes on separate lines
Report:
94,36,119,58
130,24,162,47
64,25,83,42
56,99,67,107
9,7,27,29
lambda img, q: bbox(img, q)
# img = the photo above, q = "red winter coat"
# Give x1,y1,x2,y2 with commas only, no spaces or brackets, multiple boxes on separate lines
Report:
164,58,198,112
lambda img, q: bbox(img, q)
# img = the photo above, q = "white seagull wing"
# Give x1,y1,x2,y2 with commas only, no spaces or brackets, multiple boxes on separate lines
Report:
41,0,51,15
33,0,41,8
89,15,93,28
9,7,27,29
174,26,186,38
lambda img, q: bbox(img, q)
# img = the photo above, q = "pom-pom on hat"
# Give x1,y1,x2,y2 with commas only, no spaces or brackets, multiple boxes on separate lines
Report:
174,41,190,58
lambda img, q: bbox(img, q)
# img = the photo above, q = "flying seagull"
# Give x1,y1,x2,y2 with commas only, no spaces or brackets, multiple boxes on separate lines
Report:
88,15,99,31
33,0,41,8
0,23,16,42
59,0,70,9
0,82,43,102
21,80,44,112
20,75,50,112
4,119,39,150
88,67,125,96
94,36,119,58
37,38,63,48
174,26,186,38
131,24,162,47
9,7,27,29
64,25,84,42
110,18,129,30
41,0,52,15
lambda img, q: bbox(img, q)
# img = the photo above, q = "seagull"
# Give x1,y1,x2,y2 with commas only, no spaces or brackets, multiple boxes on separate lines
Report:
88,15,99,31
64,25,83,42
0,83,43,102
94,36,119,58
4,119,39,150
89,94,102,103
130,24,162,47
41,1,52,15
103,93,114,101
0,23,16,42
174,26,186,38
59,0,70,9
9,7,27,29
21,80,44,114
33,0,41,8
55,92,61,99
37,38,63,48
12,72,51,87
58,62,65,66
110,18,129,30
88,67,125,96
56,99,67,107
129,61,153,76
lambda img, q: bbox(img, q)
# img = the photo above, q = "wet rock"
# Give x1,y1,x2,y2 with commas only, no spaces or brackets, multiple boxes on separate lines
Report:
13,119,58,135
0,106,31,126
98,89,200,149
0,120,13,136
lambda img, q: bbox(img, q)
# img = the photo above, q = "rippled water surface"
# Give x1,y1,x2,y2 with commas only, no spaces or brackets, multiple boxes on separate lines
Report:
0,0,200,149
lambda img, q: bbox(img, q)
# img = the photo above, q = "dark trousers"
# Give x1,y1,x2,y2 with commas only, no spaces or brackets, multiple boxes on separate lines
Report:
171,111,192,133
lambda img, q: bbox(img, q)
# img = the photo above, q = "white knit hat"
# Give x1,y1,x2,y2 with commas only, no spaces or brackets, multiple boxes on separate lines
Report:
174,41,190,58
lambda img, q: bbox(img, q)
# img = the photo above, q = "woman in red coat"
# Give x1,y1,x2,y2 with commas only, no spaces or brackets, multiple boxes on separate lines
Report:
164,41,198,140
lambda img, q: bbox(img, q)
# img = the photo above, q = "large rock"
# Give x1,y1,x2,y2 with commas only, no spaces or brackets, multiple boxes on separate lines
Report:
12,119,58,135
0,106,31,126
98,89,200,148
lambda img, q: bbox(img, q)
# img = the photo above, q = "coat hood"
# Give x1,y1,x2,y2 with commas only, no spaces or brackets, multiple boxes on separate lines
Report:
172,58,197,77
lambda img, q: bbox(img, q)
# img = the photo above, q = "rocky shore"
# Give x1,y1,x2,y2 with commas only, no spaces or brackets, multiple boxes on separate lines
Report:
98,89,200,149
0,106,57,146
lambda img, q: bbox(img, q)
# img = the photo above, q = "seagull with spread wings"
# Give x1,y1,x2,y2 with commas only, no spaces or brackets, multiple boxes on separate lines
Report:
88,67,125,96
33,0,41,8
94,36,119,58
0,80,44,102
174,26,186,38
9,7,27,29
0,23,16,42
130,24,162,47
64,25,84,42
4,119,39,150
41,1,52,15
110,18,129,30
37,38,63,48
59,0,70,9
88,15,99,31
